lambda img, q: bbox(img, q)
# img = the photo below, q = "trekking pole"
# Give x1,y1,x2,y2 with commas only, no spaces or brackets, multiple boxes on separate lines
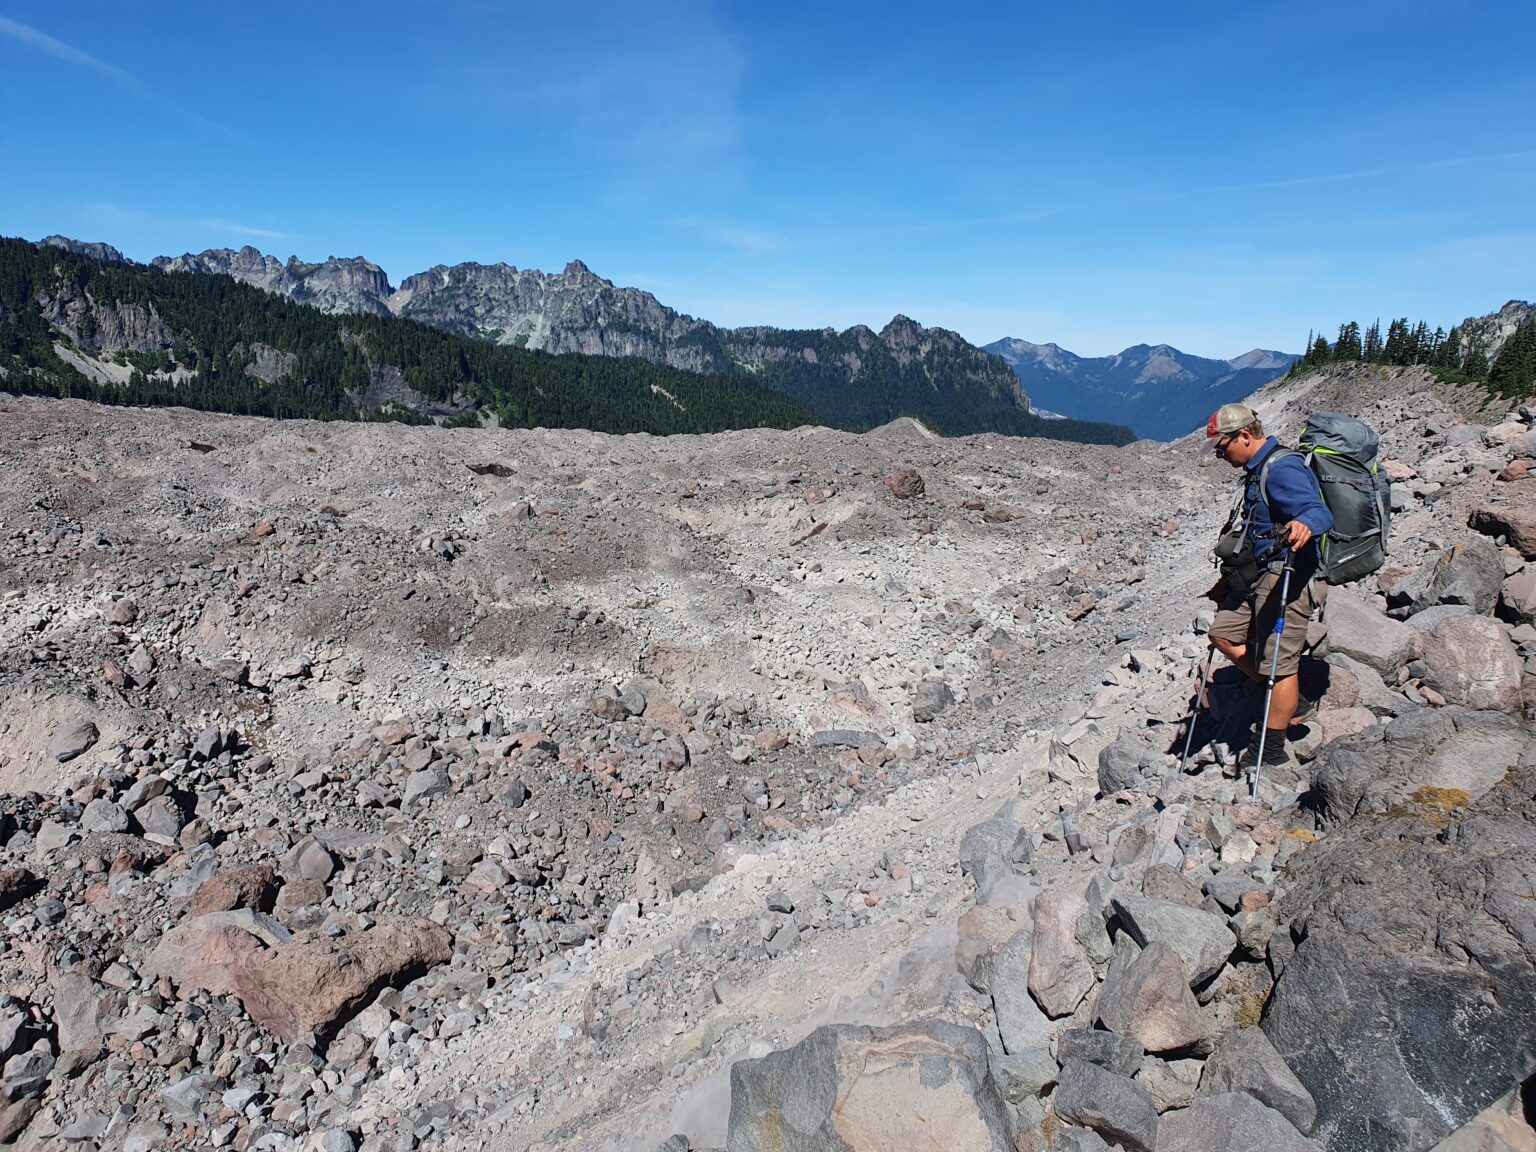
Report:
1178,648,1215,774
1251,550,1298,801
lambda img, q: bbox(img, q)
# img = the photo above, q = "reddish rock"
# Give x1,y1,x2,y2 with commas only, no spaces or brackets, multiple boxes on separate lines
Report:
369,718,414,746
983,505,1027,524
149,913,450,1042
189,862,278,916
882,468,925,499
232,919,452,1042
1470,505,1536,559
1496,460,1530,482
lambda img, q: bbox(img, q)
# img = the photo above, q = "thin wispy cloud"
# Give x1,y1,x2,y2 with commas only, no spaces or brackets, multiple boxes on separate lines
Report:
1206,149,1536,196
0,14,241,136
86,202,293,246
672,217,787,256
193,218,293,241
0,15,140,89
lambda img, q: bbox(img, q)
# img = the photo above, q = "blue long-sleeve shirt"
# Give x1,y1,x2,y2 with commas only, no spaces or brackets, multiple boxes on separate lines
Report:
1244,437,1334,569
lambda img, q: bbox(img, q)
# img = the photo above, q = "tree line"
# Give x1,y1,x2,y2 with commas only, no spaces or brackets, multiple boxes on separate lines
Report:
1291,314,1535,400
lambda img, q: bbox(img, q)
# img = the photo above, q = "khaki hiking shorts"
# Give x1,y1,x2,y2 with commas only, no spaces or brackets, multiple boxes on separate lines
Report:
1209,568,1325,678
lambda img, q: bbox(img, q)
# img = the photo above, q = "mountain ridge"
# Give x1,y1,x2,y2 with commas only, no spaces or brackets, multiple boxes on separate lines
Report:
985,336,1300,440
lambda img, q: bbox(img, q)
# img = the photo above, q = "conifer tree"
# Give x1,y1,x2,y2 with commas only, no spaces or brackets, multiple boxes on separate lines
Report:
1362,320,1382,362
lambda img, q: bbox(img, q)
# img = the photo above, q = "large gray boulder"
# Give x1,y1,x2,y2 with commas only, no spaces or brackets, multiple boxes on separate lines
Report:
1053,1059,1159,1152
978,929,1052,1054
1160,1092,1320,1152
958,801,1034,907
1323,590,1418,677
1392,536,1507,617
1111,895,1236,988
1198,1027,1317,1133
1094,940,1207,1054
1419,615,1524,714
1265,755,1536,1152
725,1021,1013,1151
1056,1028,1145,1077
1308,707,1528,828
1098,731,1149,795
49,719,99,763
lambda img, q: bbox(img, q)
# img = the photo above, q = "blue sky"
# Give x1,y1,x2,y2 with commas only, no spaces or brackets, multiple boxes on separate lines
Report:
2,0,1531,356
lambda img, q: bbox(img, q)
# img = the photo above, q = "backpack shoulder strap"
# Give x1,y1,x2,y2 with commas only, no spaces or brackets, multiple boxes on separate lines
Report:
1257,445,1309,511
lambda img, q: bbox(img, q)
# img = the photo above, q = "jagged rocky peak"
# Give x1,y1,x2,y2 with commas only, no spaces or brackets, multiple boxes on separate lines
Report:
1461,299,1536,363
151,247,394,316
41,235,130,263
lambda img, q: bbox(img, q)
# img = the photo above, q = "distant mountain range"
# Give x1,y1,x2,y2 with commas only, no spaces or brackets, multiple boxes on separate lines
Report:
41,236,1104,440
14,236,1138,443
983,338,1299,441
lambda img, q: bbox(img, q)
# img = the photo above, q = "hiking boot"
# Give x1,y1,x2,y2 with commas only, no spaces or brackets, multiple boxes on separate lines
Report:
1240,732,1292,770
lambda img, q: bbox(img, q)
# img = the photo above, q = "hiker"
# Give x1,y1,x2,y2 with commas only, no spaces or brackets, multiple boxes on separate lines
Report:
1204,403,1334,769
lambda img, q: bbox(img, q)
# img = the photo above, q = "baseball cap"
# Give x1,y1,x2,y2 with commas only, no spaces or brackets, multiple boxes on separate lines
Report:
1203,403,1256,450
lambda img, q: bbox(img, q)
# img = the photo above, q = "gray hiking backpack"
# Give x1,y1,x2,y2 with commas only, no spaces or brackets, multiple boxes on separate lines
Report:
1261,411,1392,585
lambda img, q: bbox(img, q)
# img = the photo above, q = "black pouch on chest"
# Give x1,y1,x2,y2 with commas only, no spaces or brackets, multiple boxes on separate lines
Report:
1213,492,1260,592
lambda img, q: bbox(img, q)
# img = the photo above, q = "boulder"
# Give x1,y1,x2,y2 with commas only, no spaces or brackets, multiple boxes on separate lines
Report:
1501,569,1536,624
49,719,99,763
1094,940,1207,1053
1412,536,1507,616
957,803,1033,906
1136,1056,1204,1113
912,679,954,723
1111,895,1237,987
79,799,129,834
882,468,925,499
1199,1027,1317,1133
148,912,448,1043
989,1046,1059,1103
724,1021,1012,1152
1308,707,1527,828
1053,1059,1159,1152
1323,590,1418,677
1098,730,1149,794
50,972,124,1052
1470,506,1536,559
978,929,1052,1055
1160,1093,1320,1152
1029,876,1096,1017
1265,757,1536,1152
188,862,278,916
1419,615,1523,713
1056,1028,1144,1078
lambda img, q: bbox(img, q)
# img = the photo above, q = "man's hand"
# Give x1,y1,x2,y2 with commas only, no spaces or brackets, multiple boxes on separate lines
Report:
1282,520,1313,551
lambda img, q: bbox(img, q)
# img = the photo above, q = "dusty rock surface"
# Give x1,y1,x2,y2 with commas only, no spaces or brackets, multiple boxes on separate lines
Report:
0,365,1532,1152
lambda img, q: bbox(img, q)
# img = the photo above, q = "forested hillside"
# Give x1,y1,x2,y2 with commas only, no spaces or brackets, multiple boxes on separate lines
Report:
1292,308,1536,401
0,238,815,433
1,239,1134,443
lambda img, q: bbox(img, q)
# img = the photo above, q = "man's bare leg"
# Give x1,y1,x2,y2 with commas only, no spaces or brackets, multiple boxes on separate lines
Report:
1210,636,1260,682
1268,673,1299,730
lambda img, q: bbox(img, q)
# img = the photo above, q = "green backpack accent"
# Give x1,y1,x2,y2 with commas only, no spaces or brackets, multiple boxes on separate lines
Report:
1260,411,1392,585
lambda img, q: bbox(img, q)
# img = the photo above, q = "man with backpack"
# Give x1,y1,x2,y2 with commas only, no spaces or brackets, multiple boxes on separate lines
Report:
1204,403,1334,770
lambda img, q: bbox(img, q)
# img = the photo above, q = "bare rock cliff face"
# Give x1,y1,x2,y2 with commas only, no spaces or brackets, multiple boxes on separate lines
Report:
152,248,394,317
41,235,129,264
1460,300,1535,365
390,259,719,370
36,289,173,356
